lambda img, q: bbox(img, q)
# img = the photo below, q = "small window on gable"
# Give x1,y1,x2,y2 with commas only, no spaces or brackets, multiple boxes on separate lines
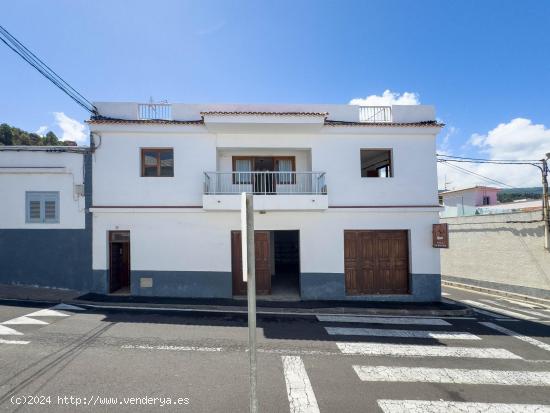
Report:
482,195,491,205
141,148,174,177
360,149,392,178
26,192,60,223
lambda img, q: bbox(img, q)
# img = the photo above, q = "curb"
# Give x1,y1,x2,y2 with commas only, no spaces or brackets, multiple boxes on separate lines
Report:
0,297,472,318
442,280,550,308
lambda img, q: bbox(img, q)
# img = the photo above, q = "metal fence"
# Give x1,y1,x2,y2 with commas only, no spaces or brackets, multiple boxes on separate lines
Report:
204,171,327,195
138,103,172,120
359,106,392,123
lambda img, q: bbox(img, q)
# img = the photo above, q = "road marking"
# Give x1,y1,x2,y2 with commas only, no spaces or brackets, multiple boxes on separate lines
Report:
0,338,30,345
336,342,521,359
481,322,550,353
0,325,24,335
121,344,223,352
52,303,85,311
377,400,550,413
1,316,48,325
317,315,451,326
26,309,69,317
354,365,550,386
281,356,320,413
497,298,543,309
464,300,536,320
482,300,549,318
325,327,480,340
441,292,450,296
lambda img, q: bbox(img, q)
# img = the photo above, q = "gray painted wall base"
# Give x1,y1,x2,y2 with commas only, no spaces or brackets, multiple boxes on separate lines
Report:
131,271,233,298
300,273,441,302
0,229,92,292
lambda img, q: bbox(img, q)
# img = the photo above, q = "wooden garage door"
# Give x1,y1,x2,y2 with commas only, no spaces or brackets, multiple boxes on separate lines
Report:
231,231,271,295
344,230,409,295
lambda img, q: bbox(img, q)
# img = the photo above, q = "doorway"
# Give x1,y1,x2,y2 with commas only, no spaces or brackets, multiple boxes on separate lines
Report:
109,231,130,294
254,157,275,193
271,230,300,298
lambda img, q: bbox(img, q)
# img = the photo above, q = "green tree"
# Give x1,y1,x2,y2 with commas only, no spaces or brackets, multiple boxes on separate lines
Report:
0,123,13,145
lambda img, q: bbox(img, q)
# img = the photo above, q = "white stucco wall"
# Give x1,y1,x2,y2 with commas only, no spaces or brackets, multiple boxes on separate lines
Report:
91,127,439,207
0,151,85,229
92,209,440,275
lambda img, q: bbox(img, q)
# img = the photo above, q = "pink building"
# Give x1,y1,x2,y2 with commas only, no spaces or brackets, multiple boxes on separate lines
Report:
440,186,501,217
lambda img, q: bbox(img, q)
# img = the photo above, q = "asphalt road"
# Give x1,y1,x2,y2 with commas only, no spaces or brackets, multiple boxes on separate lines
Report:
0,288,549,413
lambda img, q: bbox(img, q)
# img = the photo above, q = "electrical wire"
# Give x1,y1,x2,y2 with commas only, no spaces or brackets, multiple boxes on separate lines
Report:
0,24,97,114
438,160,514,188
437,154,543,163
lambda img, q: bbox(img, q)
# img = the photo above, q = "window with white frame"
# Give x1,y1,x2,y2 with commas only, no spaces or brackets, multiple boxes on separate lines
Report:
26,192,60,223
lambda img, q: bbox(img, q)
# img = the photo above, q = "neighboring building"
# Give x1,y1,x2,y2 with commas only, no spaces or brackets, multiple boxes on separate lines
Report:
475,199,543,215
0,146,92,290
439,186,501,217
86,102,443,301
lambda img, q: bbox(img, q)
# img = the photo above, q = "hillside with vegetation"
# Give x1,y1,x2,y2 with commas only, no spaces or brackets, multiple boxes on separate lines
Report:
0,123,76,146
498,187,543,203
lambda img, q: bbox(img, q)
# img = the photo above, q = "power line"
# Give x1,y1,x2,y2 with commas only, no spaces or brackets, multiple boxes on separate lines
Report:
0,24,97,114
438,160,515,188
437,153,542,163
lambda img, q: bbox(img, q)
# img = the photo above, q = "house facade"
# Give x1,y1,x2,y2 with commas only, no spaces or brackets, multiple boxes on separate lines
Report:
440,186,501,218
87,102,443,301
0,147,93,290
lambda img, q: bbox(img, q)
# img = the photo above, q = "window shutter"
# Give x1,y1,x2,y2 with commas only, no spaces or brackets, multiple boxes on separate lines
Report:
29,200,41,222
44,200,57,222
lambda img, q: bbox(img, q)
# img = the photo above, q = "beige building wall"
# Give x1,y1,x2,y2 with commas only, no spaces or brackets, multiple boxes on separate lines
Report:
441,211,550,298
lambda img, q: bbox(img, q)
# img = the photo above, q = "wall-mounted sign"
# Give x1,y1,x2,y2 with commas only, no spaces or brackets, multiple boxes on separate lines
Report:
432,223,449,248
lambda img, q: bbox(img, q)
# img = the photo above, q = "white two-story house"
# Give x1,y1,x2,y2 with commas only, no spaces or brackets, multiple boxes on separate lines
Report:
87,102,443,301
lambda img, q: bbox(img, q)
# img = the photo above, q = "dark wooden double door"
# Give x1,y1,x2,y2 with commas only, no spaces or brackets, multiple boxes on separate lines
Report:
344,230,409,295
231,231,271,295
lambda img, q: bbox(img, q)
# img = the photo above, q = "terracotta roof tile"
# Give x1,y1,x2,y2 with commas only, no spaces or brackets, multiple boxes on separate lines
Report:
324,120,444,128
86,117,203,125
200,111,329,117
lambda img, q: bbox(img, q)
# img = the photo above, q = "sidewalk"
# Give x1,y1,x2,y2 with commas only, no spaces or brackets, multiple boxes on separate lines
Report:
0,284,471,317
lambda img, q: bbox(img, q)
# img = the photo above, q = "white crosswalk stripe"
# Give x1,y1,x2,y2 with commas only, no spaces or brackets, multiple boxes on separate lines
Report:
52,303,85,311
336,342,521,359
377,400,550,413
26,309,69,317
0,325,24,335
282,356,320,413
0,338,29,345
463,300,536,320
325,327,480,340
481,322,550,353
2,316,48,325
317,315,451,326
354,365,550,386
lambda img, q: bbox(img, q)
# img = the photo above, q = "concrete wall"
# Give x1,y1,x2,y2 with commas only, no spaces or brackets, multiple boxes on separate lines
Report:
0,151,93,291
441,211,550,298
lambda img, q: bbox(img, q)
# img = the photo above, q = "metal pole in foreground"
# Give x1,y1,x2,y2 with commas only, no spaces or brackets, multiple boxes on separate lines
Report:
542,155,550,250
241,193,257,413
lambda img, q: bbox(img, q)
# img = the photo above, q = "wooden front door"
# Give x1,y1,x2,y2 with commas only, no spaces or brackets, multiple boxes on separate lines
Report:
344,230,409,295
109,231,130,293
231,230,271,295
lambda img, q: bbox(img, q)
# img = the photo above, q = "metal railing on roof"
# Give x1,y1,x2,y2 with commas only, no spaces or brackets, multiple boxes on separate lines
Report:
359,106,392,123
138,103,172,120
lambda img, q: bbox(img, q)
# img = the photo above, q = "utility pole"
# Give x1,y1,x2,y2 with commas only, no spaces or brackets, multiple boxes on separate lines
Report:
241,193,257,413
542,154,550,250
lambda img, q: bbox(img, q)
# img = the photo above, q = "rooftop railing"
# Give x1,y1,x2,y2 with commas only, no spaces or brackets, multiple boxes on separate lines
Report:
204,171,327,195
359,106,392,123
138,103,172,120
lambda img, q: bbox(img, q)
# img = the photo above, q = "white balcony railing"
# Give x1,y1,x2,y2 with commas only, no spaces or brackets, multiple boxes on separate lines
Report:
204,171,327,195
138,103,172,120
359,106,392,123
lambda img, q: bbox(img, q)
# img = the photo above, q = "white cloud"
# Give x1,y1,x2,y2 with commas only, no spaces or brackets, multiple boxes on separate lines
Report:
349,90,420,106
35,126,48,137
53,112,88,146
438,118,550,189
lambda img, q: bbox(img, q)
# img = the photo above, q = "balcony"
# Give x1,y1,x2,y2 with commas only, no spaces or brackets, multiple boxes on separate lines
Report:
203,171,328,210
359,106,391,123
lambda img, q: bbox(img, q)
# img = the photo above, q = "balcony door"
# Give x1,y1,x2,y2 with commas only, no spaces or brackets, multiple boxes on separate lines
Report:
254,157,275,193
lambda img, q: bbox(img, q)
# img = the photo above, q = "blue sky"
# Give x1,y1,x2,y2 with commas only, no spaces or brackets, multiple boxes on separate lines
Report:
1,0,549,188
